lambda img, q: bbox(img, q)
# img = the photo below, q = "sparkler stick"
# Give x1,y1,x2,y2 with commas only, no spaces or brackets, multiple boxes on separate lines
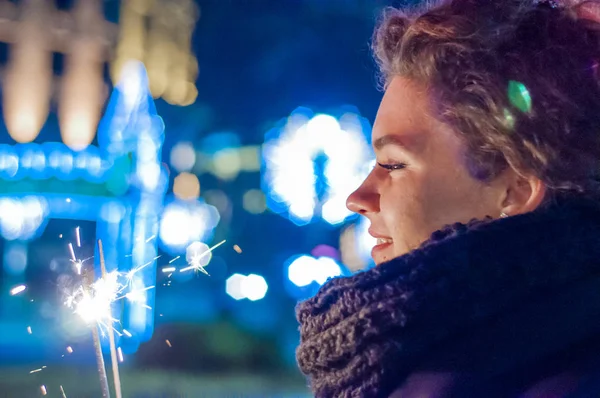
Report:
98,239,122,398
83,269,111,398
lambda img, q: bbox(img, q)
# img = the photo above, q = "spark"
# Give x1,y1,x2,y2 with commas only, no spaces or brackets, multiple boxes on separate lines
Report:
233,244,242,254
123,329,132,337
162,266,176,273
180,240,226,273
66,269,154,333
168,256,180,264
68,243,76,263
27,326,32,334
10,284,26,295
124,256,160,282
74,260,83,275
30,367,44,374
66,346,73,354
117,347,124,362
66,198,71,203
145,234,156,243
165,339,172,347
40,385,47,395
76,226,81,247
117,285,155,309
66,270,121,331
60,385,67,398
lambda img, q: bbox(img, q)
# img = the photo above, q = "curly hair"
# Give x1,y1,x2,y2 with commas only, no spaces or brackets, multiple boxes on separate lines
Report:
373,0,600,200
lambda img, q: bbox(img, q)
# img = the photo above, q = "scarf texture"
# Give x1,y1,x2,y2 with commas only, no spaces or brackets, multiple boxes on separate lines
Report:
296,197,600,397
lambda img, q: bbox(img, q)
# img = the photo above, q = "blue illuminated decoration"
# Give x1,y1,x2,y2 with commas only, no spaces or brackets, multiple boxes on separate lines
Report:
261,107,373,226
0,61,167,353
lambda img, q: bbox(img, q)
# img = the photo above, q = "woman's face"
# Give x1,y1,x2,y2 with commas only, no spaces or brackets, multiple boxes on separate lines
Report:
347,77,504,264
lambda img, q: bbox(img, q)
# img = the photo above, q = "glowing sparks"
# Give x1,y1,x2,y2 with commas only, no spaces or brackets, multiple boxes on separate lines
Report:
180,240,226,273
145,234,156,243
60,385,67,398
124,256,160,282
30,367,45,374
40,385,47,395
27,326,32,334
117,347,124,362
123,329,132,337
67,271,120,326
162,266,176,273
120,285,155,309
66,346,73,354
65,267,155,332
168,256,180,264
165,339,172,347
64,229,157,333
233,244,242,254
10,284,26,295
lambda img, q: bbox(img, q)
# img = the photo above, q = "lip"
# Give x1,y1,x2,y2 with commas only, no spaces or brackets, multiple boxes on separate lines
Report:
368,228,393,260
371,240,393,259
368,228,391,240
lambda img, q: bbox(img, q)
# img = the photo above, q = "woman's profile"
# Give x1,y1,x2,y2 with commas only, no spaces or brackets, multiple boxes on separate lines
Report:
296,0,600,396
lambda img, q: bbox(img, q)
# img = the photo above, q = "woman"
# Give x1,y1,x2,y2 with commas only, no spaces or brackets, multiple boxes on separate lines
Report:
296,0,600,396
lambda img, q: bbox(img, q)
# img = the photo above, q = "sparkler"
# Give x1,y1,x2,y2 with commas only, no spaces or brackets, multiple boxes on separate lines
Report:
98,239,122,398
57,228,224,396
80,267,111,398
64,232,157,398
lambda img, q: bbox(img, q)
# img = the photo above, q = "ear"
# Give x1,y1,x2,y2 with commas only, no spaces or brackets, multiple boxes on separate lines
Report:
574,1,600,23
500,172,547,216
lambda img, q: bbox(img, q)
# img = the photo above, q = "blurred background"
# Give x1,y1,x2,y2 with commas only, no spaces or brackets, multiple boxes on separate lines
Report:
0,0,405,396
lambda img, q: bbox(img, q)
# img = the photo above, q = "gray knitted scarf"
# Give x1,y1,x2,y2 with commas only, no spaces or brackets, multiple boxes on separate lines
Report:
296,197,600,397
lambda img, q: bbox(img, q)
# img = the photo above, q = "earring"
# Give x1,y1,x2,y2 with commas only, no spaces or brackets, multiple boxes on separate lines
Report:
500,212,508,218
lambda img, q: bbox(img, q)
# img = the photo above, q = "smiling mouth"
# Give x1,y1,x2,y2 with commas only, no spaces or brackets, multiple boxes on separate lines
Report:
372,238,393,262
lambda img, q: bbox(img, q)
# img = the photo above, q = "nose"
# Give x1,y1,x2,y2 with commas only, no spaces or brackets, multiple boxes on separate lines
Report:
346,179,380,215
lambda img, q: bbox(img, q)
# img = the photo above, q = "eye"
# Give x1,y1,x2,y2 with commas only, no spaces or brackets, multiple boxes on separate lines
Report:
377,162,407,171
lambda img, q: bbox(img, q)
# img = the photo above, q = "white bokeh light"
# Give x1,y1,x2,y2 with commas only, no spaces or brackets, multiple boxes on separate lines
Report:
170,142,196,172
262,109,373,225
287,255,342,287
159,200,220,251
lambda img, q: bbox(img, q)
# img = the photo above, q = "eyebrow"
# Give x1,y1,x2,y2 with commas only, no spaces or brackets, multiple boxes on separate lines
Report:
373,135,415,151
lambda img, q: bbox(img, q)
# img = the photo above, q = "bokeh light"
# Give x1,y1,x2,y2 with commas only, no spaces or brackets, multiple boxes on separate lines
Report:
170,142,196,173
173,172,201,200
226,273,268,301
262,107,373,225
287,255,342,288
159,198,220,253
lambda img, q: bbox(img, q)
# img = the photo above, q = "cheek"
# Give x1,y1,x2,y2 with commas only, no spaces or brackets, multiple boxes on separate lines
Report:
380,183,428,239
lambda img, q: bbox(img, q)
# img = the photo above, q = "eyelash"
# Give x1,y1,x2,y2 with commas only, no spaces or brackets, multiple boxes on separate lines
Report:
377,162,407,171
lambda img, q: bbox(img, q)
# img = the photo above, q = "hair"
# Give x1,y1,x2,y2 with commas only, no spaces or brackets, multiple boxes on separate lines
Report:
373,0,600,202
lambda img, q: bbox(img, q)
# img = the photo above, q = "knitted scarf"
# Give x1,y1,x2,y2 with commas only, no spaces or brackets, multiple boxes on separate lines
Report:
296,197,600,397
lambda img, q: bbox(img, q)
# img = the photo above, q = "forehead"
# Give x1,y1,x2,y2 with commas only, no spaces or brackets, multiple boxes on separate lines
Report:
371,76,466,158
372,77,432,149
